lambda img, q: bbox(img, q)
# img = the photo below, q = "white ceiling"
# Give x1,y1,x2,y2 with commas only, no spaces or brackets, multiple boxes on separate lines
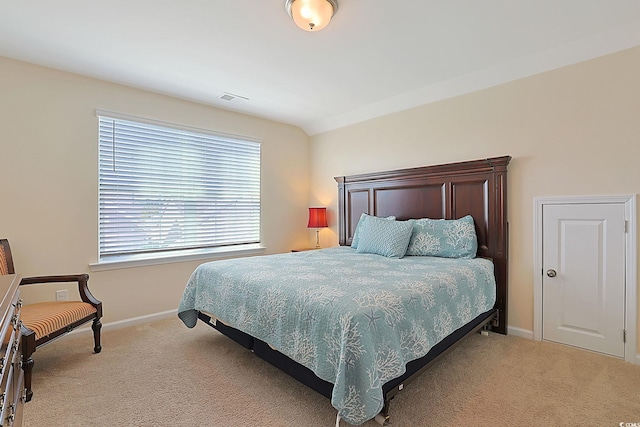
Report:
2,1,640,135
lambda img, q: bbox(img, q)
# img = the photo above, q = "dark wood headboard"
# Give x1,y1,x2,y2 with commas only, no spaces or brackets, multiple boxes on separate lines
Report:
334,156,511,334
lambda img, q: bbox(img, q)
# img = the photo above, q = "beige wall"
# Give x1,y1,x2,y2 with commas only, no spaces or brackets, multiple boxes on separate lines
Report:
0,57,311,323
310,47,640,351
2,46,638,350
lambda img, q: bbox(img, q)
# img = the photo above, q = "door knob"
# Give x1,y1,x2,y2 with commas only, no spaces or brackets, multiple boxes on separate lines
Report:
547,269,557,278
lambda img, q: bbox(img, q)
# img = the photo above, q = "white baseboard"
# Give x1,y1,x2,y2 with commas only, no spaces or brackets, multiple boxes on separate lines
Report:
507,325,534,340
69,309,178,337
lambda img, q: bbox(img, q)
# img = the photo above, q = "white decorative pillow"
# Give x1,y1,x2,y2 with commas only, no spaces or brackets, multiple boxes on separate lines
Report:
405,215,478,258
355,216,413,258
351,213,396,249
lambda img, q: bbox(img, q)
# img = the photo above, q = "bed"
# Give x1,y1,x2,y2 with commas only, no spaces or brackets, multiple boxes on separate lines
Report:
178,155,510,425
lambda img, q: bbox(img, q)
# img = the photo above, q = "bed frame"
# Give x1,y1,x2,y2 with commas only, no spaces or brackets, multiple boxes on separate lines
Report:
197,155,511,424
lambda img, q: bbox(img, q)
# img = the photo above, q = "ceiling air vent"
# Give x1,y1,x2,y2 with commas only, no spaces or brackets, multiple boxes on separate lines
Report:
219,92,249,103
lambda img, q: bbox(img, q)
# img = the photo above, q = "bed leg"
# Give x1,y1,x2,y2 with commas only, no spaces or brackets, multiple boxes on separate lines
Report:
374,403,391,426
374,413,391,426
480,323,491,336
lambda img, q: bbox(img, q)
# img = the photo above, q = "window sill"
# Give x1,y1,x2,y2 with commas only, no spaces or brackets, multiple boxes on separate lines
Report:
89,244,266,271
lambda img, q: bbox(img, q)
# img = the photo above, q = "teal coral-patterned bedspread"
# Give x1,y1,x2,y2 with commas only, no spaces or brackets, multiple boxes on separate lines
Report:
178,246,496,425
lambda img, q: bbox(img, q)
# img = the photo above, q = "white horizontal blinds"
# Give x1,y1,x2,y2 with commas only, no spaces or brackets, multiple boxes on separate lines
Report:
98,115,261,259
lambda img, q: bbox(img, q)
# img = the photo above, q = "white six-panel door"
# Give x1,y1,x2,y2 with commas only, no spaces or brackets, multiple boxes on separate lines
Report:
542,203,626,358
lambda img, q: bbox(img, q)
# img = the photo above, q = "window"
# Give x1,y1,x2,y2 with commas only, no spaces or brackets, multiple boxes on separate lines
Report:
97,112,261,262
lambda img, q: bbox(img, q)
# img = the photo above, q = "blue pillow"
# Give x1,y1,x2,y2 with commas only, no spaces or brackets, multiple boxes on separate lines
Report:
351,213,395,249
355,216,413,258
405,215,478,258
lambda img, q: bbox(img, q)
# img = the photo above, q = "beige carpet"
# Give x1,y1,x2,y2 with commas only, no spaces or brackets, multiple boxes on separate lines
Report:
23,317,640,427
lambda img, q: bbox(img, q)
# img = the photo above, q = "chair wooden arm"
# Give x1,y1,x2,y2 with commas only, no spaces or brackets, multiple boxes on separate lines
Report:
19,273,102,317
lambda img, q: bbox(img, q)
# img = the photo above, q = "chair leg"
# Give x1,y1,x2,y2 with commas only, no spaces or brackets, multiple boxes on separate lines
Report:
21,330,36,403
92,318,102,353
22,355,34,402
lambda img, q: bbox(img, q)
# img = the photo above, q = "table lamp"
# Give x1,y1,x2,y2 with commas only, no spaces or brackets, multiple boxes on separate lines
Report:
307,207,328,248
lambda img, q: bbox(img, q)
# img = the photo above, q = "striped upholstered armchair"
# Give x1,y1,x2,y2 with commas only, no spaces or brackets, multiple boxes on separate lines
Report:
0,239,102,402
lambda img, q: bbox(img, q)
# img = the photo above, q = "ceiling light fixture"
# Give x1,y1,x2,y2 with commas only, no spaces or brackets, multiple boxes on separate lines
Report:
285,0,338,32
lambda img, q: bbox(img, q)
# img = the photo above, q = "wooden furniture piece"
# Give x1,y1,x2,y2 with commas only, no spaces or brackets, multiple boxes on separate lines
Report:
0,239,102,403
0,274,24,427
191,155,510,424
335,155,510,335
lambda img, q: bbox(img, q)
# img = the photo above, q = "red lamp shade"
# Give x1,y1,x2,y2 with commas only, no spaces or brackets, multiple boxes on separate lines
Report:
307,207,328,228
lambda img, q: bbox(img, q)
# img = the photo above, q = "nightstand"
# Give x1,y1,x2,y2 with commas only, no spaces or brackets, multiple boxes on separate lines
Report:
291,248,319,252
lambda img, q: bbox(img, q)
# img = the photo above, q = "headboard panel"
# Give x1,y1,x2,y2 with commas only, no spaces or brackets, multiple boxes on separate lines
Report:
335,156,511,334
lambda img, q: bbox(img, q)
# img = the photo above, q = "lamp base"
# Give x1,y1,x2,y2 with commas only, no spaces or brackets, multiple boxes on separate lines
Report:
315,229,320,249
